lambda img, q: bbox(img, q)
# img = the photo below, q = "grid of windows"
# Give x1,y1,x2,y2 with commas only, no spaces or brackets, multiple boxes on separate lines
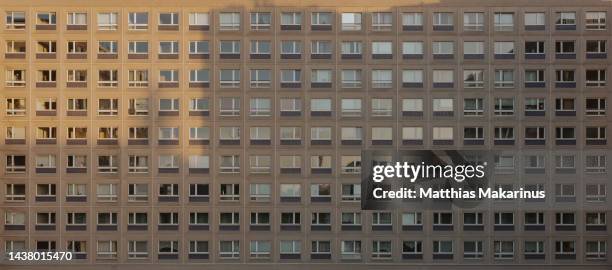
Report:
0,2,610,267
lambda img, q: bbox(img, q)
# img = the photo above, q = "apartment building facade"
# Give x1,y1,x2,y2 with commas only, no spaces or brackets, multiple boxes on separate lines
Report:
0,0,611,268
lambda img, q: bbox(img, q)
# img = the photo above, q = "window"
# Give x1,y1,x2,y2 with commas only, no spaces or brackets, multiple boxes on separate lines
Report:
67,155,87,169
585,155,606,173
372,240,392,258
403,127,423,141
6,40,26,53
128,41,149,54
341,41,362,55
159,212,179,225
586,12,606,30
5,212,26,225
98,41,117,54
280,240,301,255
159,12,178,26
311,12,332,26
341,13,362,31
188,185,210,202
280,98,301,113
464,241,484,258
6,98,26,115
249,98,271,116
523,75,544,92
495,69,514,88
433,12,453,27
433,70,454,85
127,184,147,201
464,12,484,31
555,184,575,200
36,40,57,54
433,241,453,254
281,12,301,26
494,127,514,141
281,40,301,55
555,241,575,255
128,70,149,88
341,240,361,259
159,98,179,111
98,99,118,115
341,182,361,199
586,241,607,259
128,12,148,30
159,41,179,54
556,12,576,26
372,69,392,88
97,241,117,258
159,70,178,82
494,241,514,259
341,70,362,88
67,12,87,26
433,41,454,55
463,70,484,88
494,41,514,55
494,12,514,31
586,127,606,141
189,41,209,55
219,12,240,30
311,69,332,84
250,241,271,258
433,127,453,141
311,40,331,55
6,70,26,87
556,127,576,141
128,155,148,173
403,41,423,56
525,41,545,54
97,183,117,201
36,98,57,111
37,12,56,25
6,184,26,200
586,40,606,54
250,40,271,55
97,70,118,87
219,155,240,173
189,212,209,225
586,184,606,202
555,69,576,83
402,12,423,27
556,41,575,55
189,13,209,27
494,98,514,116
219,241,240,258
35,155,56,169
128,241,148,259
586,98,606,115
249,184,270,201
433,99,453,113
6,11,26,30
402,212,423,225
220,40,240,55
220,184,240,201
66,184,87,197
6,127,25,140
159,182,179,198
220,69,240,88
367,13,391,31
67,41,87,54
97,212,117,226
586,69,606,87
464,41,484,55
95,155,118,174
219,126,240,141
97,12,118,30
311,184,331,199
525,12,545,27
